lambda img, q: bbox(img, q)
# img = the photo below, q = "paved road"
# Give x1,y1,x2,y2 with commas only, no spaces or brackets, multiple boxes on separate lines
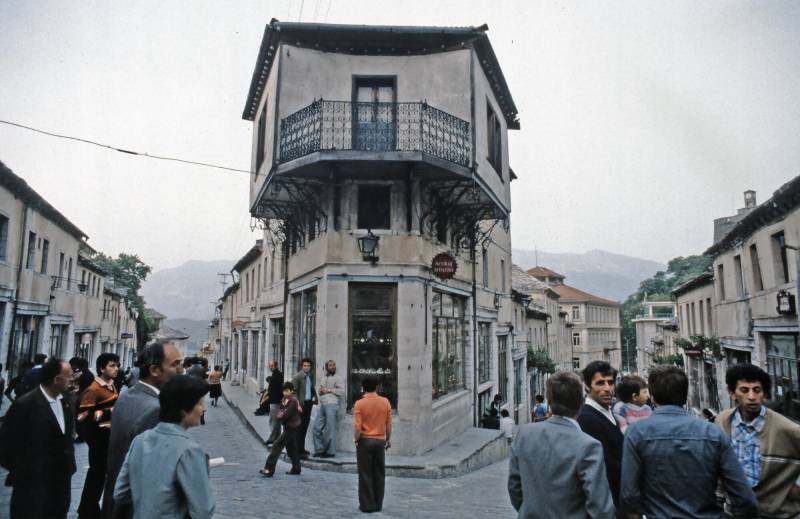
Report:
0,397,517,518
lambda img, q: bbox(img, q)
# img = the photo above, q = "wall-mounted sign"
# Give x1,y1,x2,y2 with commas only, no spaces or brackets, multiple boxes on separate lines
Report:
121,333,134,339
431,253,457,280
776,289,796,316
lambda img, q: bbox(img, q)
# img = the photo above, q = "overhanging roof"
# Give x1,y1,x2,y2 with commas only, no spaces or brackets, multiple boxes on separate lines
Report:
233,240,263,272
671,272,714,297
242,20,520,130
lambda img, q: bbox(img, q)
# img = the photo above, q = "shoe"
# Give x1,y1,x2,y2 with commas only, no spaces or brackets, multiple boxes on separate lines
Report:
300,453,309,460
286,469,301,475
302,449,310,455
259,468,274,477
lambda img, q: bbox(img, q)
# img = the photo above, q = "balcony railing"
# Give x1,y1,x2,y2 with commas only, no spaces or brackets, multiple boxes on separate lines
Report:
279,100,471,167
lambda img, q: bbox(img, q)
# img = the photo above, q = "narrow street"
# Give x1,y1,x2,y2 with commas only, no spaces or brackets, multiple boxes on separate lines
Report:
0,396,517,518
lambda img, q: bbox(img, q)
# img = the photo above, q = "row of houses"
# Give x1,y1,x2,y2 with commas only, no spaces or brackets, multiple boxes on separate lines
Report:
0,161,140,379
635,184,800,421
203,20,621,456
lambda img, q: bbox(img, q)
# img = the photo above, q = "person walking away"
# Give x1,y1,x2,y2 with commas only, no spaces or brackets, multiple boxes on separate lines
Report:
260,382,303,477
291,358,317,458
77,353,120,518
509,371,614,519
620,366,758,519
612,375,652,433
716,363,800,519
577,361,625,515
208,365,223,407
314,359,343,458
113,375,215,519
103,341,184,518
17,352,47,396
4,361,32,403
186,358,208,425
532,394,550,422
265,361,284,446
353,376,392,514
499,409,515,443
0,358,76,519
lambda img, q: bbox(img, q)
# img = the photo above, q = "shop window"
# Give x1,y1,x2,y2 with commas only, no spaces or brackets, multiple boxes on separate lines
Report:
357,185,391,230
291,289,317,372
478,322,491,384
766,334,799,420
349,284,396,408
9,315,41,378
432,291,467,400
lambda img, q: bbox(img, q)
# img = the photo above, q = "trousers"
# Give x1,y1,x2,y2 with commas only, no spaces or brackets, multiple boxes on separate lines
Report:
313,403,338,454
267,403,281,442
264,426,301,472
78,430,109,518
357,438,386,512
297,400,314,453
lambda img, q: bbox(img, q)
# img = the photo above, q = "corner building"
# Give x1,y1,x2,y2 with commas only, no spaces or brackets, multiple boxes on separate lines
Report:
239,21,520,455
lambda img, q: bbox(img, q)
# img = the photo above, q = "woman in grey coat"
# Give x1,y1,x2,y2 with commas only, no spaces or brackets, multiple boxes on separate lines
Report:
114,375,215,519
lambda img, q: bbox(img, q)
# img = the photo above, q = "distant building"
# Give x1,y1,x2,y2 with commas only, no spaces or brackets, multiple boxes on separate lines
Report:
631,301,677,376
146,308,189,358
712,190,757,243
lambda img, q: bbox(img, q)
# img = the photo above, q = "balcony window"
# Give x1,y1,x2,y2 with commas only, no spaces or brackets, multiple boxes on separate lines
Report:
25,231,36,269
498,335,508,403
772,231,790,285
40,239,49,274
354,78,396,152
487,101,503,178
256,99,268,172
358,185,391,230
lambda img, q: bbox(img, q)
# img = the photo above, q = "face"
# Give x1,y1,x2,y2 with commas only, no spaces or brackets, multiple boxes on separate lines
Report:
326,361,336,373
632,387,650,406
302,361,311,373
152,345,184,387
587,372,615,408
731,380,765,417
54,362,74,394
181,398,207,428
282,388,292,397
101,361,120,380
269,361,277,371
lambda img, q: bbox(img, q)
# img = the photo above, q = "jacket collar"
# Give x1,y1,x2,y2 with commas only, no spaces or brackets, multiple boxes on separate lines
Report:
154,422,190,438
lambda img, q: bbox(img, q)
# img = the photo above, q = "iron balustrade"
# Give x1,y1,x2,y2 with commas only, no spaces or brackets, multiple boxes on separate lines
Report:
279,100,471,167
51,276,89,292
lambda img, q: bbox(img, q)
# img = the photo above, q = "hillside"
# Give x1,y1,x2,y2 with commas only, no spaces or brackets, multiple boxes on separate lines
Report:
512,249,665,302
140,260,233,321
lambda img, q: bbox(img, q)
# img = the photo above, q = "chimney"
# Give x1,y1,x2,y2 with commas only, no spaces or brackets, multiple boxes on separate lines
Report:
744,190,756,209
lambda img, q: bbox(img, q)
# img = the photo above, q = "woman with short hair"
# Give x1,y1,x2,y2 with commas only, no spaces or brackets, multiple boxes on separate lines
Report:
114,375,215,519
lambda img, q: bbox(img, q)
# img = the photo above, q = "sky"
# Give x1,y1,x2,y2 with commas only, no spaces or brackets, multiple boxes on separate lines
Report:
2,1,799,271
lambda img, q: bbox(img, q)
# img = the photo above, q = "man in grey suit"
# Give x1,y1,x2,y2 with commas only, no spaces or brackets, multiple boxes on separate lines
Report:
508,371,615,519
102,341,183,518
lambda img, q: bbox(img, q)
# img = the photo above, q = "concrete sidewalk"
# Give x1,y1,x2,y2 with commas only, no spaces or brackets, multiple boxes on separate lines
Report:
221,381,509,479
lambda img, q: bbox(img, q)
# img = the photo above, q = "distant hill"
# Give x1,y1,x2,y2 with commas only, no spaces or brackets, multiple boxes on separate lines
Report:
165,318,213,355
140,260,233,321
512,249,665,302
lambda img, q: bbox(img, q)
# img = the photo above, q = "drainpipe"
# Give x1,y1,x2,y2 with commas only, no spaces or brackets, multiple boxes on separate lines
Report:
471,234,478,427
6,203,29,376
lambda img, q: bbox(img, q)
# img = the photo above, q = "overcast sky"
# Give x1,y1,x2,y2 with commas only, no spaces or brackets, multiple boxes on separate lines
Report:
2,1,799,271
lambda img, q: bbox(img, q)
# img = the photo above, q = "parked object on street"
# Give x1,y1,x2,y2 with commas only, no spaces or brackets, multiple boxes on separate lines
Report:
509,371,615,519
0,358,76,519
260,381,303,477
314,360,343,458
621,366,758,518
716,363,800,518
353,376,392,514
114,375,215,519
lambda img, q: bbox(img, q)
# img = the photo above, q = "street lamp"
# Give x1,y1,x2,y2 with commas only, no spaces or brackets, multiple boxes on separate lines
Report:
357,229,380,264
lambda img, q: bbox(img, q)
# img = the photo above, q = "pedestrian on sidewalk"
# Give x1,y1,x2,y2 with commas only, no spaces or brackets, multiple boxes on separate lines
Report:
76,352,120,519
291,358,317,458
532,394,550,422
314,359,343,458
265,361,284,445
208,365,223,407
576,361,625,516
715,363,800,518
354,376,392,514
0,358,76,519
113,375,215,519
508,371,615,519
103,341,184,518
260,381,303,477
620,366,758,519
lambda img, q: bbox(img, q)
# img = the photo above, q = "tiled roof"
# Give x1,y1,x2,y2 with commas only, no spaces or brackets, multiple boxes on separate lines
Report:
511,264,560,299
671,272,714,296
526,266,565,279
145,308,167,320
552,284,619,306
154,325,189,341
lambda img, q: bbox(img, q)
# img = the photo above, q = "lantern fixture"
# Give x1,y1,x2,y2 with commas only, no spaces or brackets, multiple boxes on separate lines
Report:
357,229,380,263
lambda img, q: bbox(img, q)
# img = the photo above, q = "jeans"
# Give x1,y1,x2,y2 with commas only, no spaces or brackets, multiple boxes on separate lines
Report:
313,403,338,454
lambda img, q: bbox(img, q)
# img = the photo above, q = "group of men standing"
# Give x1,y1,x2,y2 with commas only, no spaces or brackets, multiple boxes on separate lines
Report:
509,360,800,518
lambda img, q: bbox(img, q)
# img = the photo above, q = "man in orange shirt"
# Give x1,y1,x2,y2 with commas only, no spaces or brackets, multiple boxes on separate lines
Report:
353,376,392,513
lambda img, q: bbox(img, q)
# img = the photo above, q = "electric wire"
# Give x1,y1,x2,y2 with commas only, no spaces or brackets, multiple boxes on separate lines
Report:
0,119,252,174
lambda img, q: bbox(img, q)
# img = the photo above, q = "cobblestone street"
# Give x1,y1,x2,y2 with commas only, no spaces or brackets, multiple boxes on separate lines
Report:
0,396,517,518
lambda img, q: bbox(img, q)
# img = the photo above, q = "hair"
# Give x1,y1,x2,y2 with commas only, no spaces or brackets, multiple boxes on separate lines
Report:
96,353,120,373
214,365,221,371
648,366,689,406
69,357,88,371
158,375,209,423
20,360,34,371
33,353,47,365
534,394,544,403
725,363,772,398
493,393,501,402
138,342,167,379
500,409,509,418
41,358,65,386
617,375,648,403
301,357,312,367
582,360,617,386
282,381,295,392
547,372,584,417
183,357,194,368
362,376,378,393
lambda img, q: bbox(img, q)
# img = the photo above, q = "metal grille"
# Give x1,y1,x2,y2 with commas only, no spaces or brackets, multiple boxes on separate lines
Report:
280,100,471,167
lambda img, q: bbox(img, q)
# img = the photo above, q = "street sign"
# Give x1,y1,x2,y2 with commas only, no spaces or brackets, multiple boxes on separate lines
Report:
431,253,457,280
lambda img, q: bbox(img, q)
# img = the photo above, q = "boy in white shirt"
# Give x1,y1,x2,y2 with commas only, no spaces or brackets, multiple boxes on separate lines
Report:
499,409,515,443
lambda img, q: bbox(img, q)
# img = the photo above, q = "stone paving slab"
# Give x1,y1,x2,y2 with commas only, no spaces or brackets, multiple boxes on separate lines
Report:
222,381,509,478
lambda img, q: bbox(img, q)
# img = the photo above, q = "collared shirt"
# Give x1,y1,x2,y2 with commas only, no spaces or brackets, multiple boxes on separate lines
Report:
304,373,312,401
585,396,616,426
39,385,65,434
95,376,115,389
731,405,766,487
139,381,160,395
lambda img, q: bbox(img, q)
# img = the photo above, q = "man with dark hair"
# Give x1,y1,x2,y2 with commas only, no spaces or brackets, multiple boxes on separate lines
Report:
102,341,183,518
509,371,614,518
0,358,75,519
621,366,758,519
716,363,800,518
265,360,284,446
77,352,120,518
577,360,624,513
354,376,392,513
291,357,317,458
18,352,48,395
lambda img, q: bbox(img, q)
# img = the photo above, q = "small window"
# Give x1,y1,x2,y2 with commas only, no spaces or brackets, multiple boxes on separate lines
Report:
0,215,8,261
486,101,503,178
357,185,391,229
771,231,790,285
40,239,49,274
572,332,581,346
256,98,268,172
500,259,506,292
717,264,726,300
733,255,745,297
572,306,580,321
482,247,489,288
25,231,36,269
750,244,763,292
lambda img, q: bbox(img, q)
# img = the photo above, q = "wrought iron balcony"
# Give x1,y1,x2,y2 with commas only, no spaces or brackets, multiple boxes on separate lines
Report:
279,100,471,167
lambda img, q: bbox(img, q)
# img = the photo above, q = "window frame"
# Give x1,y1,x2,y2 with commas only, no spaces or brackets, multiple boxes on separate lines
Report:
357,184,392,230
486,100,503,179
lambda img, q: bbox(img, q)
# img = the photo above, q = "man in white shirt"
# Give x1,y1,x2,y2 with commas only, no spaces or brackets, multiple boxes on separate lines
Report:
0,358,75,519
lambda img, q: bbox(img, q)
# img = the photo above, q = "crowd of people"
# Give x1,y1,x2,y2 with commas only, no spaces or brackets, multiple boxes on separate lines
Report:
509,360,800,519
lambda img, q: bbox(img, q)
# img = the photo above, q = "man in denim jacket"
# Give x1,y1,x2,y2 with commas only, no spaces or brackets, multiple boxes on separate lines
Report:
620,366,758,519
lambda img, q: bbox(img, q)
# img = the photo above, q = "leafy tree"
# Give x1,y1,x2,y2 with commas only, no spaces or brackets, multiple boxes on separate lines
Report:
527,348,556,374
